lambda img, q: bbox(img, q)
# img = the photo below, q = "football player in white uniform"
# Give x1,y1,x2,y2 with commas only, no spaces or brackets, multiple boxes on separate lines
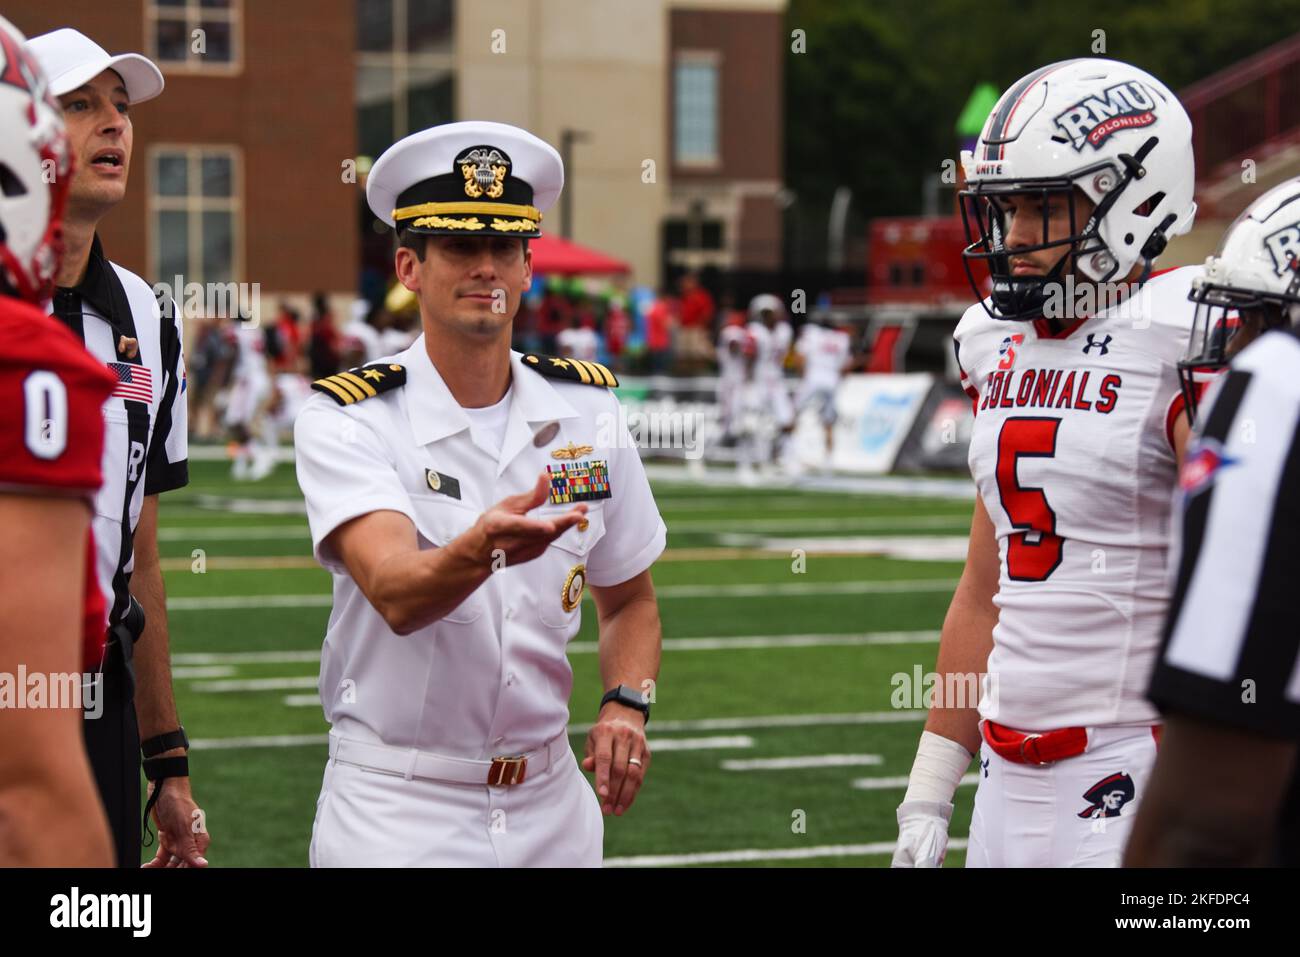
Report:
224,319,276,480
793,317,853,466
745,294,794,467
716,313,749,443
891,58,1200,868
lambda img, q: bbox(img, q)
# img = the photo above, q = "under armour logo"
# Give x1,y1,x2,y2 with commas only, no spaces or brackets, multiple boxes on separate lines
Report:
1083,334,1112,355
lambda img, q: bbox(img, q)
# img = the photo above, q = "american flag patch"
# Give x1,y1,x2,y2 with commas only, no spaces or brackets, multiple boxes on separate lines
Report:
107,362,153,404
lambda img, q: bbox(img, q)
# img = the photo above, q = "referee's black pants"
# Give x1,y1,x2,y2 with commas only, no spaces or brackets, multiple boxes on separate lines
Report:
83,634,141,869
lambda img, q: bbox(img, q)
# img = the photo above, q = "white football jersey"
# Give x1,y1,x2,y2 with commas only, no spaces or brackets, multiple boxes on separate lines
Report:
798,325,852,388
717,324,748,382
747,320,792,383
556,326,599,363
956,267,1199,730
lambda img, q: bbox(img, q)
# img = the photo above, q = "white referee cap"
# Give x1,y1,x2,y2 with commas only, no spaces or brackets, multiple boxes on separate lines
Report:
366,121,563,239
26,28,164,104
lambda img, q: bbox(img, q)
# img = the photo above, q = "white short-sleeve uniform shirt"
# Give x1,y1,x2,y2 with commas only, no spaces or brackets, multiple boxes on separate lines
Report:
294,336,667,760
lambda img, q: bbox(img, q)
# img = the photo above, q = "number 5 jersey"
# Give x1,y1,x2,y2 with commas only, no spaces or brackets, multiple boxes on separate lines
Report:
954,266,1198,729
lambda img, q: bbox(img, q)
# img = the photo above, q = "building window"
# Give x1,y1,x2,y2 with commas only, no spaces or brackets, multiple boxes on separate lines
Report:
674,52,720,167
147,0,240,70
356,0,455,160
150,146,241,285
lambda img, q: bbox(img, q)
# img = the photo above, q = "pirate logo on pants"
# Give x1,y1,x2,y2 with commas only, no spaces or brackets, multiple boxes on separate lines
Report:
1077,772,1135,819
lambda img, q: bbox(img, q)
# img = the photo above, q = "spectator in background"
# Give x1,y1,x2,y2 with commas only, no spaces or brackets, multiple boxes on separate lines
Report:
604,294,630,368
270,303,304,374
645,287,676,375
308,291,340,379
557,311,600,363
677,271,715,374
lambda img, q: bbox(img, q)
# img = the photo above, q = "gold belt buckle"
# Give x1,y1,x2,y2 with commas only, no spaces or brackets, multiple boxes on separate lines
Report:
488,755,527,787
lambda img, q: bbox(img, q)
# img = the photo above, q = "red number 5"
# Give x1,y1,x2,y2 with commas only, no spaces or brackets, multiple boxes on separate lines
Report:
995,416,1063,581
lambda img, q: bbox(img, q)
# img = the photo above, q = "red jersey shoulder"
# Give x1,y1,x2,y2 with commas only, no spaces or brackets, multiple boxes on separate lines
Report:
0,298,116,495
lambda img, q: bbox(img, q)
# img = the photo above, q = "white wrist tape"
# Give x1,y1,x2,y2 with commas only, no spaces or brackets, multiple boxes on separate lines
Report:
901,731,973,806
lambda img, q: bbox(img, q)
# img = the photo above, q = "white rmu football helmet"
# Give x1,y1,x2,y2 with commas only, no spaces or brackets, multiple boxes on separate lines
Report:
0,14,71,302
1179,176,1300,420
960,58,1197,321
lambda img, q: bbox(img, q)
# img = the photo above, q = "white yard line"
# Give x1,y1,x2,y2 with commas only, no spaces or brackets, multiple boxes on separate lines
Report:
170,666,237,679
166,580,956,611
567,711,926,734
189,732,752,753
177,631,938,670
721,754,883,771
157,515,967,541
173,649,324,665
605,839,970,867
158,526,311,541
187,711,929,748
852,773,981,791
190,733,327,750
646,735,754,752
192,676,319,692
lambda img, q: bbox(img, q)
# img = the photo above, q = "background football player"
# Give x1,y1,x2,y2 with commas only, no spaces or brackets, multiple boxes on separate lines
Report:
892,58,1200,868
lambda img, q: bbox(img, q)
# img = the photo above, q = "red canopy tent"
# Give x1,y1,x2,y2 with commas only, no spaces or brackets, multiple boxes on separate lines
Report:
528,234,629,275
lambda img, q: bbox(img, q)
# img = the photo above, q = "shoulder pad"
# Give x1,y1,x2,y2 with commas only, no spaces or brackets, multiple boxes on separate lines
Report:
311,363,407,405
520,354,618,388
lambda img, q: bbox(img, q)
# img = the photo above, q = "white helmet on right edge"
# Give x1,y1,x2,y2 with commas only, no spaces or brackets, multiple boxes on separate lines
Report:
1179,176,1300,422
0,15,71,303
960,58,1197,321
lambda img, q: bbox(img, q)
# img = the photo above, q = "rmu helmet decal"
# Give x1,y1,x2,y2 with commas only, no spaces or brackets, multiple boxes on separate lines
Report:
1053,80,1161,151
1262,220,1300,278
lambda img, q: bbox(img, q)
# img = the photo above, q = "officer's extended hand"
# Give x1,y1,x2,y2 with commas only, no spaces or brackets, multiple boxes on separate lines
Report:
582,703,649,816
141,777,210,868
473,472,587,567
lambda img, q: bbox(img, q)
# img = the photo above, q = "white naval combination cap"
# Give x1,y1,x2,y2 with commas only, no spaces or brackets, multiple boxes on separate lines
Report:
366,120,564,239
25,28,164,104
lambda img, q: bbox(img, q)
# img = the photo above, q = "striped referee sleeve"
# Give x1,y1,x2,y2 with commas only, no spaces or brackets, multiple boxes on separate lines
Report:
1150,331,1300,736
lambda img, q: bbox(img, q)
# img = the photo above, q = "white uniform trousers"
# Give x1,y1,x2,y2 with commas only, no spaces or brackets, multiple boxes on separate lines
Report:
966,724,1161,868
309,738,604,867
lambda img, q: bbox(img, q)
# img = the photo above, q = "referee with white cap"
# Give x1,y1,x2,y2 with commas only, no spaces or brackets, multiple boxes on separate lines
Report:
296,121,666,866
27,27,208,868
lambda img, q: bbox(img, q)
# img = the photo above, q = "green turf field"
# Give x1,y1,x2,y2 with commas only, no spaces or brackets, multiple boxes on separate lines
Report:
154,458,978,866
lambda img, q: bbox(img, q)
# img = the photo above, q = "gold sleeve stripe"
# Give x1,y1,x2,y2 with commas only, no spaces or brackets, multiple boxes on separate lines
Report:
588,361,617,387
577,359,607,386
313,378,355,404
328,375,366,401
337,371,378,398
569,360,593,385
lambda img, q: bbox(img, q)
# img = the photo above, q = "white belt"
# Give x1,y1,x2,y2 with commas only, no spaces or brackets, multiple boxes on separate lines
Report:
328,731,568,788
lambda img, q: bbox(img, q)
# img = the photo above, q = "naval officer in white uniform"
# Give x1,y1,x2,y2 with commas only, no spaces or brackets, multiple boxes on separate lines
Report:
295,121,666,867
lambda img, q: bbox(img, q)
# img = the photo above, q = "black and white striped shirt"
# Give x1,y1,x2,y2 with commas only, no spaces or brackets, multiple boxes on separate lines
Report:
49,235,188,636
1150,326,1300,735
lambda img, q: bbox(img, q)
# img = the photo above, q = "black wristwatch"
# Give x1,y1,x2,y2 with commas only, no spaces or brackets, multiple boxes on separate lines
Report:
600,685,650,724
